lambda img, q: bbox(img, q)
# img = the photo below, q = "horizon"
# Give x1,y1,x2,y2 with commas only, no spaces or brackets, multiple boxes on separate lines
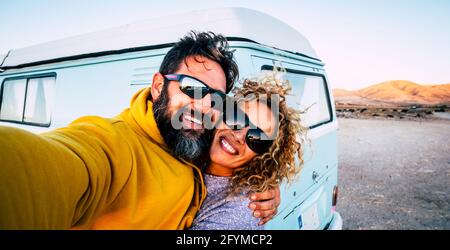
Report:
1,0,449,90
333,79,450,91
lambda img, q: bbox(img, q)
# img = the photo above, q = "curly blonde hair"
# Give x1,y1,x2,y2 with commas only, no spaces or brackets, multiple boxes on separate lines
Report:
228,71,308,195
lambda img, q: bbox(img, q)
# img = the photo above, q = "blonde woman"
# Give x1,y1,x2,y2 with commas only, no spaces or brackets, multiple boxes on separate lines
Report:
191,74,307,230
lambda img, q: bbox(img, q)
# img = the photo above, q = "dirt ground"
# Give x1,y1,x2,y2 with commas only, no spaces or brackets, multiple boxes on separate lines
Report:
337,117,450,229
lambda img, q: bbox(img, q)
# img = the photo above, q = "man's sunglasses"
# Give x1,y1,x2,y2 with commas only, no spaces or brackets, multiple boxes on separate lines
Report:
222,102,275,154
164,74,226,100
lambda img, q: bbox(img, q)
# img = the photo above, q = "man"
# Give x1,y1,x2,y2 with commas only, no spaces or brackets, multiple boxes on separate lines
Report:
0,31,279,229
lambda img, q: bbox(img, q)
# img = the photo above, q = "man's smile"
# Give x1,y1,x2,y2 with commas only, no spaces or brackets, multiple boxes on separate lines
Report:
182,112,204,129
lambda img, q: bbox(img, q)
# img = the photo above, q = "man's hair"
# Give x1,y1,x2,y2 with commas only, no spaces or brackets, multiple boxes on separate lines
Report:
159,31,239,93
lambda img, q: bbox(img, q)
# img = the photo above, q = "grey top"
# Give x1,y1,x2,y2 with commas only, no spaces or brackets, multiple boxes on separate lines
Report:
190,174,263,230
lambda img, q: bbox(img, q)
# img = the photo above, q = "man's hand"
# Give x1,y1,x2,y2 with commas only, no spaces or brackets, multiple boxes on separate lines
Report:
248,185,281,226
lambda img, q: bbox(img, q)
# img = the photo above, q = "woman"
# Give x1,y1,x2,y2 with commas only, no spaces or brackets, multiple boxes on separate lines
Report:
191,73,308,230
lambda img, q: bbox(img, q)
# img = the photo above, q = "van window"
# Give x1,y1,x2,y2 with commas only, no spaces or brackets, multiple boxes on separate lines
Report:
0,79,27,121
0,75,56,126
262,67,331,128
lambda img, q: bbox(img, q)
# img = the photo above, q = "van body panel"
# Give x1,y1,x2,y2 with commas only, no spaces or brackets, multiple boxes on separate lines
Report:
265,166,338,229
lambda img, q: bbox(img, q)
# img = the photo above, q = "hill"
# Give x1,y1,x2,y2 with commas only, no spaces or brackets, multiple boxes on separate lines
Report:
334,81,450,106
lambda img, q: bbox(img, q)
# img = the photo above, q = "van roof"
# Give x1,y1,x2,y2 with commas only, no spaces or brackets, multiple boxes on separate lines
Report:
0,7,319,69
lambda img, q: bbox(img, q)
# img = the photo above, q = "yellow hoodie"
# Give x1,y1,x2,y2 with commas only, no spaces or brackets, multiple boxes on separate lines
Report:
0,88,206,229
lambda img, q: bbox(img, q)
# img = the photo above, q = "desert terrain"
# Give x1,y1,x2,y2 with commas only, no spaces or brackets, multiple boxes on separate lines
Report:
337,118,450,229
334,80,450,121
334,80,450,229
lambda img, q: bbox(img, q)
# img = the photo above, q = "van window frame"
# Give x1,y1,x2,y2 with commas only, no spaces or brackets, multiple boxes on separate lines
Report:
0,72,57,127
261,65,333,129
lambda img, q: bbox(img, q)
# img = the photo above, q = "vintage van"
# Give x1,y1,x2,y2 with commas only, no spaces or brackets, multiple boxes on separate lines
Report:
0,7,342,229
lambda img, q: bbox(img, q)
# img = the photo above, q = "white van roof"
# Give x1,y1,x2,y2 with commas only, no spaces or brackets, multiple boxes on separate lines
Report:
0,7,319,69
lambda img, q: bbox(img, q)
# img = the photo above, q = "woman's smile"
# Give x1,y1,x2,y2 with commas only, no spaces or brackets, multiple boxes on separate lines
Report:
219,135,239,155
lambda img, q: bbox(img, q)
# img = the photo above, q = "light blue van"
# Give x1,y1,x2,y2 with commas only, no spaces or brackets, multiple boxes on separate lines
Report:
0,7,342,230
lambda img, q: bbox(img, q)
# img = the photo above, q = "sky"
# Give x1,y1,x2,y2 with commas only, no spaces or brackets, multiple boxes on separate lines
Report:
1,0,449,90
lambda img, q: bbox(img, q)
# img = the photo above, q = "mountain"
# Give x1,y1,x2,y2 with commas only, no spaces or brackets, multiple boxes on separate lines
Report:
333,80,450,106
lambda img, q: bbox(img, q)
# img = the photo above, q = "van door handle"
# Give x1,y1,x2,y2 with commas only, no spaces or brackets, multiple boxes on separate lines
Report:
312,171,319,183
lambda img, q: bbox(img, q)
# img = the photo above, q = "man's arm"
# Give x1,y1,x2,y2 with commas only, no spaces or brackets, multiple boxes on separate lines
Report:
0,119,131,229
248,185,281,225
0,126,90,229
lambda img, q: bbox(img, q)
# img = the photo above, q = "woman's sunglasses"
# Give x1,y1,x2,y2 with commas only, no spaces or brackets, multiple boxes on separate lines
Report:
222,102,275,154
164,74,226,100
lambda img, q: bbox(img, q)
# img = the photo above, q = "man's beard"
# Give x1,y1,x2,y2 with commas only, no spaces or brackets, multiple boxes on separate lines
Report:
152,86,213,167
